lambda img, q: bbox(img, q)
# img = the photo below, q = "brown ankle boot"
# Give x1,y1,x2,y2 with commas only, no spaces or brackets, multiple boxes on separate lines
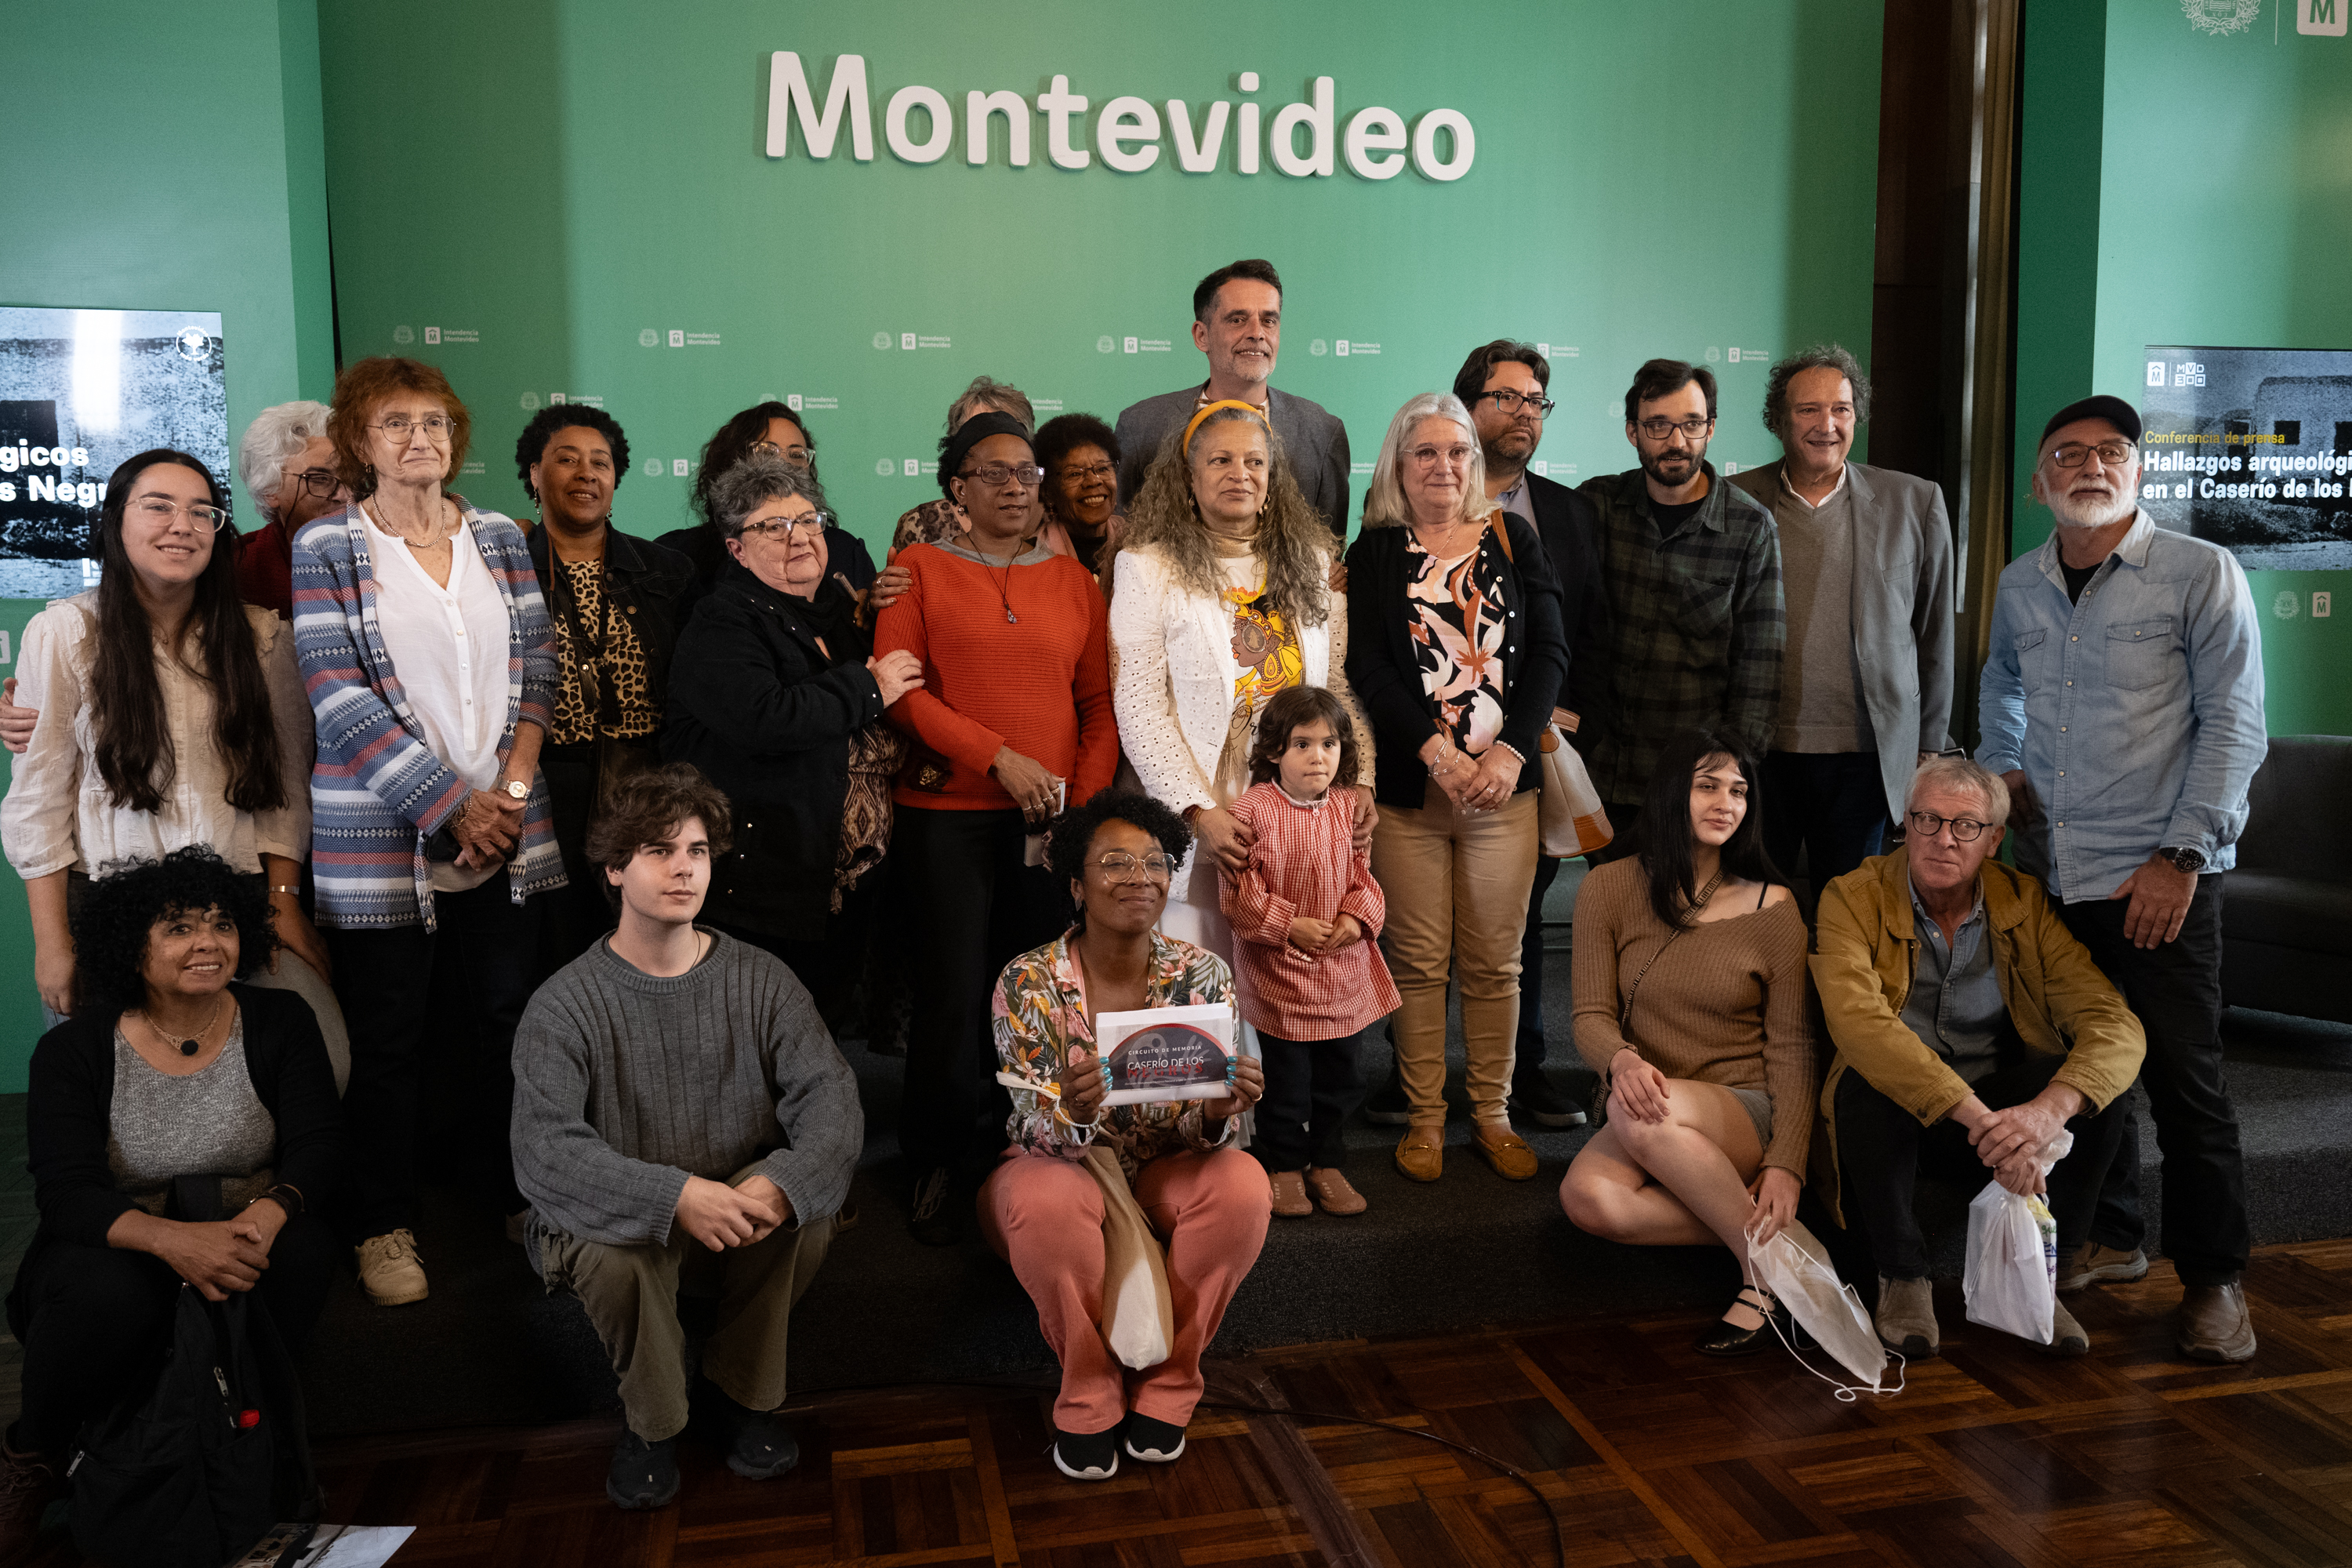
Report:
0,1435,62,1564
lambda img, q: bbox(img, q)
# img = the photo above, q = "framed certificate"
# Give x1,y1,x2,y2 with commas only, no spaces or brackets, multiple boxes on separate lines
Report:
1094,1004,1236,1106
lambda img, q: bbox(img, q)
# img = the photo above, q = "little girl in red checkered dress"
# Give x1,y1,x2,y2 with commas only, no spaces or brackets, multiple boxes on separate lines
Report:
1221,685,1401,1218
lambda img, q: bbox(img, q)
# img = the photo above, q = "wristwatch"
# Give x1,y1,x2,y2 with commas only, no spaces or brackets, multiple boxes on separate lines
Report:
501,779,529,801
2159,846,2206,873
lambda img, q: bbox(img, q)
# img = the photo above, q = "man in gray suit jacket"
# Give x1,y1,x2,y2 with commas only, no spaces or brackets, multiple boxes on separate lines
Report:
1113,258,1352,536
1731,345,1954,895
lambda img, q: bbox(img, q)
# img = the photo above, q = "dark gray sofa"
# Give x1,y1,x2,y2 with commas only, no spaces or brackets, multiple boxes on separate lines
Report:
2222,734,2352,1024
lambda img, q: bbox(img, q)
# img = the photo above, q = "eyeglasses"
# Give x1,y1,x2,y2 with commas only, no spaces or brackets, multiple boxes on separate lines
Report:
1479,390,1555,417
372,414,455,443
960,462,1045,488
1058,460,1116,484
736,509,833,541
749,441,814,468
292,468,342,499
1406,443,1474,470
1906,809,1993,843
1092,851,1174,883
130,496,230,532
1636,416,1713,439
2044,439,2136,470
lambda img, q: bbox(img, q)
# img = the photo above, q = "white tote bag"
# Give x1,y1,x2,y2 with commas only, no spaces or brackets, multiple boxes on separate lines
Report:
1963,1130,2072,1345
1745,1216,1904,1399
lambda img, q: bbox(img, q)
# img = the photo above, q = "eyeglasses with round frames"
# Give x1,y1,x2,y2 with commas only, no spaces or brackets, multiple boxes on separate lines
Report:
372,414,455,443
735,509,833,542
960,462,1045,489
748,440,814,468
2043,440,2136,471
1091,851,1174,884
129,496,230,532
1406,443,1474,470
1479,389,1555,417
1636,416,1714,439
1907,809,1993,843
1057,459,1116,484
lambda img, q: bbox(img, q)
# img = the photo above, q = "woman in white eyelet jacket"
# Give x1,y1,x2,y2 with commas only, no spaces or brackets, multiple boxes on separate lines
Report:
1106,402,1374,935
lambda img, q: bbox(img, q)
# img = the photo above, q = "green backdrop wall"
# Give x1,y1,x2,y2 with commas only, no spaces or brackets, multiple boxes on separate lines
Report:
318,0,1886,554
0,0,331,1089
2015,0,2352,736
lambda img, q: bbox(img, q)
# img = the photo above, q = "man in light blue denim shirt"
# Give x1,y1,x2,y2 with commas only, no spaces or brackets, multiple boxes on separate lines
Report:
1977,394,2267,1365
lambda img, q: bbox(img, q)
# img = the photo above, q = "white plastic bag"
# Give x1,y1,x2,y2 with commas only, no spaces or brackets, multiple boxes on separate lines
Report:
1745,1217,1902,1399
1963,1129,2072,1345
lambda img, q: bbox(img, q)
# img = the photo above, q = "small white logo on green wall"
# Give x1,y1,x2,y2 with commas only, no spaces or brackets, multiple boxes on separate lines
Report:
2183,0,2262,35
873,332,893,350
639,329,659,347
393,325,415,344
2299,0,2347,34
2274,590,2301,619
875,459,895,477
521,393,540,410
1096,336,1115,354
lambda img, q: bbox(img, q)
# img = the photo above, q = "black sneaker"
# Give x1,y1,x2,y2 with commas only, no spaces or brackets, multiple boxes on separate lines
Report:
717,1402,800,1480
1361,1062,1412,1126
1052,1425,1120,1481
1123,1413,1187,1463
607,1428,681,1510
1508,1069,1588,1128
908,1166,962,1247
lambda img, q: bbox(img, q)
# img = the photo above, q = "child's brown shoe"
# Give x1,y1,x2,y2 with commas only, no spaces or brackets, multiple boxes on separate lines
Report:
1472,1124,1539,1181
1305,1167,1367,1215
1394,1127,1444,1182
1269,1170,1315,1217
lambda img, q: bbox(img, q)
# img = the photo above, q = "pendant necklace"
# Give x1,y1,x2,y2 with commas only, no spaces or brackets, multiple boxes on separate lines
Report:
143,994,229,1058
964,527,1022,623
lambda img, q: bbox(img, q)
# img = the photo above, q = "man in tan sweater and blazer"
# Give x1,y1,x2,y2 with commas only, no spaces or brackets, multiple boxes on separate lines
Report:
1811,757,2143,1360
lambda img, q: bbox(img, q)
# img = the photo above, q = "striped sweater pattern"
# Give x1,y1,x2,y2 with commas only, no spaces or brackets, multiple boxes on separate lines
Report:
292,501,564,931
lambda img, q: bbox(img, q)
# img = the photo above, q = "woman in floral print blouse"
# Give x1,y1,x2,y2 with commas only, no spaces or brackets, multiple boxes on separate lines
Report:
978,790,1269,1485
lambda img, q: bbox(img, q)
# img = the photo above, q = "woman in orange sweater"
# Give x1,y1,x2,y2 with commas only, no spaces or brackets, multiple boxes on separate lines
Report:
872,412,1119,1247
1559,727,1814,1356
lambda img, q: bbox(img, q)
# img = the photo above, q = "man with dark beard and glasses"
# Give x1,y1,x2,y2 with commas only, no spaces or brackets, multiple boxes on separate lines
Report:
1976,394,2266,1365
1575,360,1783,858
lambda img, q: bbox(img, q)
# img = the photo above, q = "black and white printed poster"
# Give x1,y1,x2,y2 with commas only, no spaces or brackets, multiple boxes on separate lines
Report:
0,307,227,599
2140,344,2352,572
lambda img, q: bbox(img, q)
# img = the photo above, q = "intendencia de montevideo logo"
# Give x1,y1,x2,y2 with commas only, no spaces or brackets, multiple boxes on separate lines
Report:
765,53,1476,183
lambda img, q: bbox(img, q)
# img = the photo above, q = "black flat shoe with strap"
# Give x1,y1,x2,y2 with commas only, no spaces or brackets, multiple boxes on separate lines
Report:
1696,1286,1798,1357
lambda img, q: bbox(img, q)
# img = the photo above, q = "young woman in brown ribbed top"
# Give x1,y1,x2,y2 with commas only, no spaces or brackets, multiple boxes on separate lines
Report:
1560,728,1814,1355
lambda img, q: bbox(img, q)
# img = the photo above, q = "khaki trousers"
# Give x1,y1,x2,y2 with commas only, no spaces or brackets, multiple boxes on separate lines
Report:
540,1172,836,1443
1370,782,1539,1127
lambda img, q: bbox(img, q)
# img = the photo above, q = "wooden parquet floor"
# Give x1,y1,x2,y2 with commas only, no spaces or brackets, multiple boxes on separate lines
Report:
27,1240,2352,1566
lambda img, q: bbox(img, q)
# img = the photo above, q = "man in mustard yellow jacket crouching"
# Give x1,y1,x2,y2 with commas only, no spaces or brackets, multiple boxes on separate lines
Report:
1810,757,2145,1360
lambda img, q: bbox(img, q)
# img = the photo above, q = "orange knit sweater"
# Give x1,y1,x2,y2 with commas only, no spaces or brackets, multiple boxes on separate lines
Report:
873,542,1117,811
1570,857,1817,1174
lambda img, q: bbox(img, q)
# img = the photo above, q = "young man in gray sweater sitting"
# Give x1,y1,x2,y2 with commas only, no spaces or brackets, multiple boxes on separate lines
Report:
510,763,863,1511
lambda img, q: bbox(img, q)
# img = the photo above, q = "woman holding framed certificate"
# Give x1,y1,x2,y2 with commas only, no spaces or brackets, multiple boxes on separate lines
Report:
978,790,1269,1486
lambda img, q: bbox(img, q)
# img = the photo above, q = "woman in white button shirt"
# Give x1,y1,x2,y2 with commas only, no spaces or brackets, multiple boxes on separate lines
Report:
292,357,560,1308
2,450,323,1017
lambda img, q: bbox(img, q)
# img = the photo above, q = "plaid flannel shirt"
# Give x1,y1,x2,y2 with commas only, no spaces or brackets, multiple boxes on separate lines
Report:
1576,463,1784,804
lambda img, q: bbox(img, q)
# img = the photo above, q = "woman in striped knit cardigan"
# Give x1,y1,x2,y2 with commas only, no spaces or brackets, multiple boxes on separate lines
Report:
292,357,564,1310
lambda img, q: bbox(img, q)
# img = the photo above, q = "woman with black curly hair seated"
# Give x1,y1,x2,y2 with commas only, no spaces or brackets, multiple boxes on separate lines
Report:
977,790,1269,1484
0,848,345,1555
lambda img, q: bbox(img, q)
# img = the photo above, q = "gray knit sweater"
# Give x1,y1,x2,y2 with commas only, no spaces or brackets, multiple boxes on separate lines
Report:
510,928,862,1248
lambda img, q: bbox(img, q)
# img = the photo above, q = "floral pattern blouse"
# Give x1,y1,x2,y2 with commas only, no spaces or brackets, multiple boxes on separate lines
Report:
993,928,1239,1179
1404,531,1511,753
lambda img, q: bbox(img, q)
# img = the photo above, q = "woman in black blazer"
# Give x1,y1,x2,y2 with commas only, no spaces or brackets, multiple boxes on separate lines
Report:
1343,392,1567,1188
1,848,344,1553
660,457,924,1022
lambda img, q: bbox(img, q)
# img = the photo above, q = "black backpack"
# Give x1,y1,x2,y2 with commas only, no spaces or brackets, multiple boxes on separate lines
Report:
65,1177,321,1568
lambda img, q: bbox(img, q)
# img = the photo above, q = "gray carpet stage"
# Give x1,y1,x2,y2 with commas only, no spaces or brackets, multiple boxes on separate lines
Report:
292,924,2352,1439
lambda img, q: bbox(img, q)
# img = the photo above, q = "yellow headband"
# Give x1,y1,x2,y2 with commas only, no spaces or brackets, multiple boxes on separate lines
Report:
1181,399,1272,457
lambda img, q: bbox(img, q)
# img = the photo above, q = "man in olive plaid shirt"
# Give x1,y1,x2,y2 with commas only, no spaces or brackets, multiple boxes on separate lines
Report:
1576,359,1785,844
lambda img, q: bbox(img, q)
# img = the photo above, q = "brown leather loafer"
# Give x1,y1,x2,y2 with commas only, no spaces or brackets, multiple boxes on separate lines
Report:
1393,1127,1444,1182
1305,1167,1367,1215
2177,1283,2257,1363
1268,1170,1314,1218
1472,1124,1539,1181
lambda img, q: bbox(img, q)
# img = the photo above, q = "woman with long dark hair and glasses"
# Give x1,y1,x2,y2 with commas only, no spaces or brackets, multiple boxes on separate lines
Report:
657,401,878,611
2,450,322,1018
1557,726,1814,1356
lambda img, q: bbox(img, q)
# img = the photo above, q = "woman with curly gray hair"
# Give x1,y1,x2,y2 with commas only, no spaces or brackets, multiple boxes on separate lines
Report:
661,457,922,1024
1108,401,1373,942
